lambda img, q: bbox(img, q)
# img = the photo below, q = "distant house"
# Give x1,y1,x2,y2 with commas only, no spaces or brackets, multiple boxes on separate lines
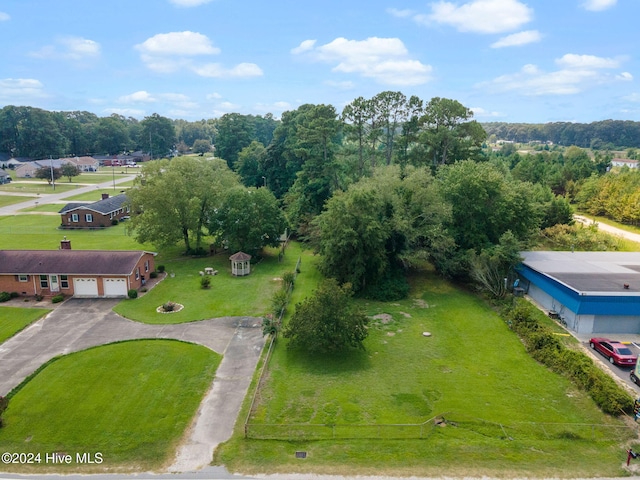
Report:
611,158,638,169
15,159,72,178
65,156,99,172
59,193,129,228
0,168,10,184
0,241,155,298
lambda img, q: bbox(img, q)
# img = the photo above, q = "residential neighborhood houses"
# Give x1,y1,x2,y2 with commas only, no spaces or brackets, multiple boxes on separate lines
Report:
1,154,149,178
59,193,129,228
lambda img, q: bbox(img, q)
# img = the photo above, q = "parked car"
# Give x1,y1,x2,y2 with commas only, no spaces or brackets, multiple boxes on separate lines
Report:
589,337,637,367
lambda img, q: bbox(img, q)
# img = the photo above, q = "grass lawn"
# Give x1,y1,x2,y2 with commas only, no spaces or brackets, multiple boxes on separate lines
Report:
215,267,633,478
114,242,307,324
64,187,131,202
0,183,78,194
0,307,51,343
0,195,36,208
0,339,220,472
0,214,154,250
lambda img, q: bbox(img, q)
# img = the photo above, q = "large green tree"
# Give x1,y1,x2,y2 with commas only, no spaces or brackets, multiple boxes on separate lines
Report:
127,156,239,253
207,186,287,255
140,113,176,159
282,278,368,353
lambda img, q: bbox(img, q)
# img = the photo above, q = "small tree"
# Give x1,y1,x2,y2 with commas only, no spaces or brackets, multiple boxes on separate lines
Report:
193,139,212,155
60,163,81,182
282,278,368,353
35,166,62,184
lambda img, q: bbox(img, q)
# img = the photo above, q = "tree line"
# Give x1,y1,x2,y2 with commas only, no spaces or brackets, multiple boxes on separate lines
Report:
483,120,640,150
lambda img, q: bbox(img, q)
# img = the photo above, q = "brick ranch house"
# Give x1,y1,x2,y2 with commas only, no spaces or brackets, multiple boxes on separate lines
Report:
0,242,156,298
59,193,129,228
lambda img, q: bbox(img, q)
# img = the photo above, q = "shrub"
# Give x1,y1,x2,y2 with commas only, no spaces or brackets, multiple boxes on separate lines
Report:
34,294,43,302
362,268,410,301
111,219,119,226
282,271,295,291
150,271,158,279
51,294,65,304
157,265,165,273
504,298,634,415
200,276,211,289
0,292,10,303
162,301,176,312
127,289,138,299
9,292,19,299
271,289,288,318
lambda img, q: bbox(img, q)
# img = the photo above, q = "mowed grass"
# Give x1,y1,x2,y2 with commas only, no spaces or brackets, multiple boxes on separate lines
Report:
0,340,220,472
216,268,631,478
64,187,131,202
0,214,154,250
0,307,50,343
0,195,36,208
114,242,307,324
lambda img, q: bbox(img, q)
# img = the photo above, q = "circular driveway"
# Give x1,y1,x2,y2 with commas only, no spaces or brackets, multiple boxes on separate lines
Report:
0,298,265,473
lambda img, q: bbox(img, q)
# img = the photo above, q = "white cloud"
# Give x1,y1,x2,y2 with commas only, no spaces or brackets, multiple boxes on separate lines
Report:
481,53,628,95
206,92,222,100
30,36,100,62
293,37,432,86
325,80,355,89
135,31,219,56
424,0,533,34
0,78,47,100
254,101,292,114
581,0,617,11
0,12,10,21
556,53,619,69
623,93,640,102
291,39,316,55
104,108,146,118
469,107,504,117
491,30,541,48
193,62,263,78
118,91,156,103
136,31,262,79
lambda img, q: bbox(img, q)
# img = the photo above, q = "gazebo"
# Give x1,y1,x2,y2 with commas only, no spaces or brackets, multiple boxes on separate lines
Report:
229,251,252,276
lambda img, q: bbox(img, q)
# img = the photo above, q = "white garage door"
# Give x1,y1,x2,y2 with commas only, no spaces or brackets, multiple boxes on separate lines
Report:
73,278,99,297
103,278,128,297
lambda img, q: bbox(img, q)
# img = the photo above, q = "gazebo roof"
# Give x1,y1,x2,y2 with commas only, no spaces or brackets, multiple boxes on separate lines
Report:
229,251,252,261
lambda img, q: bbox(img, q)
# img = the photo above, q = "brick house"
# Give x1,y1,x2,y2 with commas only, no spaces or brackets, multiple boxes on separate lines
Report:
0,242,156,298
59,193,129,228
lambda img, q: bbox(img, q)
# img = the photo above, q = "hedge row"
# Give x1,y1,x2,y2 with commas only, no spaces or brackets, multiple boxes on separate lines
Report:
504,299,634,416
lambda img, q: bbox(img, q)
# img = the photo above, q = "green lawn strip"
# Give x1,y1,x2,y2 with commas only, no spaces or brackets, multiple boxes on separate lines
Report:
216,268,630,477
64,187,131,202
114,243,305,324
0,215,153,250
0,339,220,472
0,196,36,208
0,183,78,194
0,307,51,343
18,203,66,213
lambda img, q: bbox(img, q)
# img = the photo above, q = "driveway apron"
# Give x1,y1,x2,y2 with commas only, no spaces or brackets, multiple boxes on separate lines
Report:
0,298,265,472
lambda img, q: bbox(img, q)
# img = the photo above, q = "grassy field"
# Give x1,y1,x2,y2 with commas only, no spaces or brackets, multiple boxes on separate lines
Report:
64,187,131,202
0,339,220,472
0,182,78,194
0,307,51,343
0,214,154,250
215,267,633,478
0,195,36,208
114,242,306,324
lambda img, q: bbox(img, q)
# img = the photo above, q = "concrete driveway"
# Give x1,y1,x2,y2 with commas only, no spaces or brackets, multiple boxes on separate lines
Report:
0,298,265,473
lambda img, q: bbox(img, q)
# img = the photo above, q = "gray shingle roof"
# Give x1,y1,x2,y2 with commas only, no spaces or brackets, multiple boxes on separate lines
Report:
58,194,128,215
0,250,149,275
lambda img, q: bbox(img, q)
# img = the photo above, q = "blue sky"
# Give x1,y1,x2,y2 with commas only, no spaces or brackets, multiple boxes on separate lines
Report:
1,0,639,123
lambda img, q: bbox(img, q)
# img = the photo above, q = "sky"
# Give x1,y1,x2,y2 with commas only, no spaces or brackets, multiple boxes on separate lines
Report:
1,0,639,124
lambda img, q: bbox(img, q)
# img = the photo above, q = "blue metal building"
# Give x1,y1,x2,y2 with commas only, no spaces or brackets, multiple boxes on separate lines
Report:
517,251,640,334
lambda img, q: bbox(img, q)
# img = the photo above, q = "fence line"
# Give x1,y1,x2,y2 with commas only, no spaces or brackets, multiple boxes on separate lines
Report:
243,255,301,437
245,412,635,442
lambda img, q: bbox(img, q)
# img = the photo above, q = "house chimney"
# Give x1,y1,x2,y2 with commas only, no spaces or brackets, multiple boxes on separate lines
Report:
60,237,71,250
102,193,109,200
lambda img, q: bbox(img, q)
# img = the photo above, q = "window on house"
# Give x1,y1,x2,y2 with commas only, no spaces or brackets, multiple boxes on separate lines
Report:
145,260,149,272
18,274,28,282
135,268,140,280
71,213,79,222
60,275,69,288
85,213,93,223
39,275,48,288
